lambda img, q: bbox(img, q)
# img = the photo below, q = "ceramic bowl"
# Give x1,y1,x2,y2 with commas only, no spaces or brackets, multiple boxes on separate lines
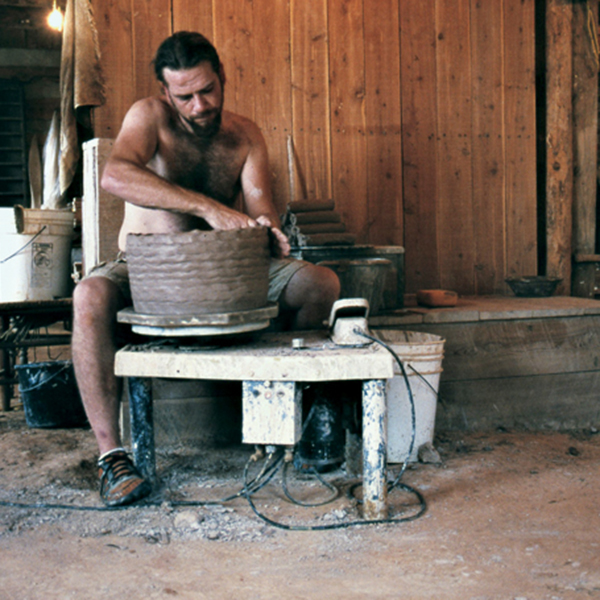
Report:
505,275,562,297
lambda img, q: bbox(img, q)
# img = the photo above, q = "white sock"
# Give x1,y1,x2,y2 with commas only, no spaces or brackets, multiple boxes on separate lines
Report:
98,447,127,462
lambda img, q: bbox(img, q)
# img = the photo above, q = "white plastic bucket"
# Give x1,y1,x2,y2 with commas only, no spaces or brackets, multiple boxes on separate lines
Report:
375,329,445,462
0,207,74,302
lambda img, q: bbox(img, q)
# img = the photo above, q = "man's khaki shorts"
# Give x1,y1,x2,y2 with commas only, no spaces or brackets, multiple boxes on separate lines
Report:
86,254,309,305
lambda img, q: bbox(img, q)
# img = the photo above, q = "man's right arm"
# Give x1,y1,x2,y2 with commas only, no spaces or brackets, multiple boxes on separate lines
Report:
101,98,257,231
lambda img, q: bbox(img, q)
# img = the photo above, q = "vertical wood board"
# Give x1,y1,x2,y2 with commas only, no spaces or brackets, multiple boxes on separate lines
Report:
290,0,332,202
363,0,403,246
571,1,599,297
251,0,292,215
91,0,134,138
328,0,368,240
435,0,475,293
504,0,538,281
545,0,573,290
572,1,598,255
213,0,255,120
172,0,214,40
470,0,506,294
399,0,440,291
132,0,171,101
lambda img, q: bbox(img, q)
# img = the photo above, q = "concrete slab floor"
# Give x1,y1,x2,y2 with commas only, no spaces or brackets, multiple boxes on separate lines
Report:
0,408,598,599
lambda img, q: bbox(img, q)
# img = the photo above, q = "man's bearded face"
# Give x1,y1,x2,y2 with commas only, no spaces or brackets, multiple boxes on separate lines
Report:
163,62,224,138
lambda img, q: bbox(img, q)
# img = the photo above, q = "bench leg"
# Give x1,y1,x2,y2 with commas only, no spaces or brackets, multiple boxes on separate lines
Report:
362,379,387,520
1,315,12,411
127,377,156,482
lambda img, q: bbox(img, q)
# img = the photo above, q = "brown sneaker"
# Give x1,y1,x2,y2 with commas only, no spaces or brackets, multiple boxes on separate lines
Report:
98,450,151,507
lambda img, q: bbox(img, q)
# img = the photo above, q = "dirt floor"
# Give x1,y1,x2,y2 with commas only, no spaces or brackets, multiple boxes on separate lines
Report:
1,406,599,600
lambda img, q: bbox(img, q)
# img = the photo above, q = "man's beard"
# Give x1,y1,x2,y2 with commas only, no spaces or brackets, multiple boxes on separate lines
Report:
165,87,224,140
183,110,222,140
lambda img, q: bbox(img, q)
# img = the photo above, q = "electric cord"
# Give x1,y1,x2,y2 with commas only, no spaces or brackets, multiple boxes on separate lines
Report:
278,385,342,508
0,226,47,265
0,446,426,529
0,449,285,512
0,499,130,512
407,364,440,399
241,331,428,530
242,450,427,531
281,460,339,507
170,447,284,507
0,327,429,528
407,362,448,411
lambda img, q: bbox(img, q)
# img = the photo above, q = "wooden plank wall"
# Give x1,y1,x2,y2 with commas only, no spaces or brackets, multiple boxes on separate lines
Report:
91,0,537,296
571,1,599,297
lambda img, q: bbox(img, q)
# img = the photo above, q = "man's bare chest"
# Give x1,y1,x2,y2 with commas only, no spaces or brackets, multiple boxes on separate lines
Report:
151,130,246,205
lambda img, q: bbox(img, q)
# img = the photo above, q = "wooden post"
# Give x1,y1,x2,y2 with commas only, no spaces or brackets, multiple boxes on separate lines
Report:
546,0,574,295
362,379,387,520
572,1,599,297
81,139,123,275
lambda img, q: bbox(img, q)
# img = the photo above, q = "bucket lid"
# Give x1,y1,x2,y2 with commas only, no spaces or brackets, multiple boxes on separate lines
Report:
13,205,74,237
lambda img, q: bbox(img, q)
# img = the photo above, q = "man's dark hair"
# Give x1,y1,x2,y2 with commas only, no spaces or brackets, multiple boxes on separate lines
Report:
153,31,221,84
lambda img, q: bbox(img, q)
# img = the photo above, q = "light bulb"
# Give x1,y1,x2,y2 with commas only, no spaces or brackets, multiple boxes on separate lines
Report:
47,4,63,32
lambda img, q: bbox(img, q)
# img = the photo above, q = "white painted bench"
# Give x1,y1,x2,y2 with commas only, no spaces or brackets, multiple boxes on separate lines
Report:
115,331,394,519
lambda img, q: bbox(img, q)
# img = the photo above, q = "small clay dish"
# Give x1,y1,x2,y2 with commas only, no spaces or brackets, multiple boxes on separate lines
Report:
505,276,562,298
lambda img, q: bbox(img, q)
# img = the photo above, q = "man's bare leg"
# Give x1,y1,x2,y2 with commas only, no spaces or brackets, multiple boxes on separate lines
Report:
279,264,340,330
72,276,126,455
72,276,151,506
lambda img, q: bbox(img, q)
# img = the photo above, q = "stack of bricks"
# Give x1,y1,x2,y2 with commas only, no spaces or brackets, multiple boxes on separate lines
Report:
282,200,356,247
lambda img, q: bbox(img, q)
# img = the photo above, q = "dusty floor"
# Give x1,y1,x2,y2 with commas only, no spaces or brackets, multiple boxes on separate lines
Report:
1,407,599,600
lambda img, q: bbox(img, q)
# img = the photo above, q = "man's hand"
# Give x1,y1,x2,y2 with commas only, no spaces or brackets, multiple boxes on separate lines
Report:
202,207,290,258
256,215,291,258
203,201,259,231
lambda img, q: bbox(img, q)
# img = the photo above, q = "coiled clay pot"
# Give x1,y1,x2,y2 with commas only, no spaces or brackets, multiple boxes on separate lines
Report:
126,227,270,316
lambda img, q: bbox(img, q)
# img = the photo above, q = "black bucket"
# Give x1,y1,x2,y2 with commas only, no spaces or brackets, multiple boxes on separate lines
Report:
16,360,88,428
316,258,393,314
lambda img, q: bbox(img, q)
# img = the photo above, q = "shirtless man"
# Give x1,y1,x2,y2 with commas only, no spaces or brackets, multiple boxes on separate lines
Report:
71,31,340,507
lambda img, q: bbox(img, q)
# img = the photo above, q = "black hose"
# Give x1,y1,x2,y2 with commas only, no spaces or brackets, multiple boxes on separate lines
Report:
281,460,339,507
242,453,427,531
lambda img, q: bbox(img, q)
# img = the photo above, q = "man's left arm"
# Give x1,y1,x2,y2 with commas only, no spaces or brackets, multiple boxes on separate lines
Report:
240,124,290,258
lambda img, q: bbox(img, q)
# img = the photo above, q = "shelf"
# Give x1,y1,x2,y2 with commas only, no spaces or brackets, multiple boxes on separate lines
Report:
0,79,26,207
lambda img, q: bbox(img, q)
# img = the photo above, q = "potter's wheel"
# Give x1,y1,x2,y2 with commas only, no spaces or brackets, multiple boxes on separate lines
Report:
117,303,279,337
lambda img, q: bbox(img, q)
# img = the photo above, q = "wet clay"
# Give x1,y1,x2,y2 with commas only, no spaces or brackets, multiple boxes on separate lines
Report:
126,227,270,316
